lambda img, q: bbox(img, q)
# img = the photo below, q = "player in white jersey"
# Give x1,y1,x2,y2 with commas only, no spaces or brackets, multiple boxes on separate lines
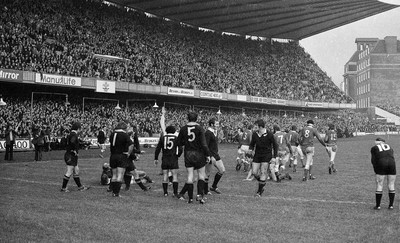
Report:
273,125,293,181
287,125,304,172
299,120,327,181
236,124,253,172
324,124,338,174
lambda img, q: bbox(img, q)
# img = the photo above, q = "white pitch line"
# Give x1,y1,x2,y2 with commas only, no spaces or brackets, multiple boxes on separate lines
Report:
0,177,373,205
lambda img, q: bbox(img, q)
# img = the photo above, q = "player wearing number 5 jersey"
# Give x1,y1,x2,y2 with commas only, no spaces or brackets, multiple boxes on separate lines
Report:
155,125,183,197
325,124,338,174
176,112,211,204
299,120,326,181
370,137,396,210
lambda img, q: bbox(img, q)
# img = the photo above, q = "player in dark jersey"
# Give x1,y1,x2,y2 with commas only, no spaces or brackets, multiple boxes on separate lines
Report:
248,119,278,197
176,111,211,204
287,125,304,172
299,120,326,181
325,124,338,174
60,122,89,192
371,137,396,210
155,125,183,197
205,118,226,195
123,128,150,192
108,122,133,197
97,126,107,158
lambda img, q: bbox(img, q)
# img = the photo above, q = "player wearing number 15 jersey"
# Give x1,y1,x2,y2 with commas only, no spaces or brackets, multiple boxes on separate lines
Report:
176,112,211,204
324,124,338,174
155,125,183,197
299,120,326,181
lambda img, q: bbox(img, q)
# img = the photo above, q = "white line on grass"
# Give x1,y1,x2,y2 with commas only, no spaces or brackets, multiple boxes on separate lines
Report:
0,177,373,205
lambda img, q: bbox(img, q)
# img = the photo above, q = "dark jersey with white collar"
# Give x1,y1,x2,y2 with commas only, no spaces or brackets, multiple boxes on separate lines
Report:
249,130,278,159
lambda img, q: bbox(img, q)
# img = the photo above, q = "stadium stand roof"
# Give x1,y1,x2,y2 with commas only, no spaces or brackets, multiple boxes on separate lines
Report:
110,0,398,40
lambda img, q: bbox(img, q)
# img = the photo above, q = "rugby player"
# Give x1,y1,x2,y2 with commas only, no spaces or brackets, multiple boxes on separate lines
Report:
236,124,253,172
248,119,278,197
325,124,338,174
299,120,326,181
60,122,89,192
176,111,211,204
205,118,226,195
371,137,396,210
287,125,304,172
155,125,183,197
273,125,293,181
108,122,133,197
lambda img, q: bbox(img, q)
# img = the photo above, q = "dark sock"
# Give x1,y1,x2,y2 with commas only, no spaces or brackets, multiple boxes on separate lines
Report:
389,190,395,207
197,179,204,196
204,178,209,194
309,165,313,176
179,183,188,196
169,175,173,183
162,182,168,194
376,191,383,207
173,182,178,195
144,175,152,183
303,169,309,179
73,176,82,188
115,182,122,195
258,180,266,194
124,175,132,188
212,172,223,189
110,181,115,192
187,183,194,200
62,175,70,189
135,179,146,190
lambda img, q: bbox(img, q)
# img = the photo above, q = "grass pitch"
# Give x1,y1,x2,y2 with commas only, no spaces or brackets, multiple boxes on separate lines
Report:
1,135,400,242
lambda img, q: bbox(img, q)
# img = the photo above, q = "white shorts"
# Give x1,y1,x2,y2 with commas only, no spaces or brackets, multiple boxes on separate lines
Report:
238,145,250,155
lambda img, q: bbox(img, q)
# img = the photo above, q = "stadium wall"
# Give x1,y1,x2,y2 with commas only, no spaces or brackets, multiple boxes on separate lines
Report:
0,68,356,111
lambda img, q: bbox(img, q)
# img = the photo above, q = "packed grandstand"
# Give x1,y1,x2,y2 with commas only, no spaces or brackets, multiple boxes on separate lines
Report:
0,0,397,148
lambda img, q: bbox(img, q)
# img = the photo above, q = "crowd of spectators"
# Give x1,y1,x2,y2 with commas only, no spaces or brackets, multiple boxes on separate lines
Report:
377,103,400,117
0,0,352,103
0,96,396,146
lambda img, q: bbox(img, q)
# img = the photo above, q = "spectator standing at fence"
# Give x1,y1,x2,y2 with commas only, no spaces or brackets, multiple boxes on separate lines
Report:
60,122,90,192
32,126,45,161
371,138,396,210
4,122,19,161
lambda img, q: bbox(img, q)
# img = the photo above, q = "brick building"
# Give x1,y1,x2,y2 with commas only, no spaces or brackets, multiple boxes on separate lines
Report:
344,36,400,109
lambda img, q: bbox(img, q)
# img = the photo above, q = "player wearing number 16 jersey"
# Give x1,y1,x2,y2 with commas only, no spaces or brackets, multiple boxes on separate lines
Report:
176,112,211,204
155,125,183,197
325,124,338,174
299,120,326,181
370,137,396,210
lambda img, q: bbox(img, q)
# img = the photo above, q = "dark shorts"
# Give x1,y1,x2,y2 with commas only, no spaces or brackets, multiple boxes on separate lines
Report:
161,155,179,170
374,161,397,175
253,155,272,163
212,153,221,161
126,159,136,172
64,151,78,166
110,154,129,169
185,150,207,169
